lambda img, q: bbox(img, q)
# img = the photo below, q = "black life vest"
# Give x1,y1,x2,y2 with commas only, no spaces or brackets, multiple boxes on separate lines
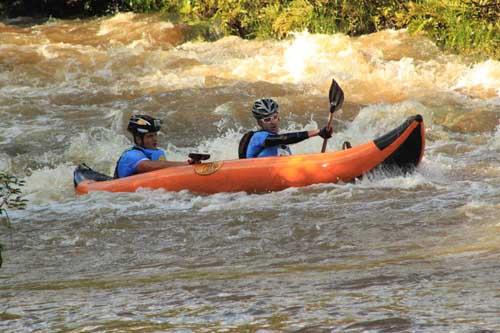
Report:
238,131,255,159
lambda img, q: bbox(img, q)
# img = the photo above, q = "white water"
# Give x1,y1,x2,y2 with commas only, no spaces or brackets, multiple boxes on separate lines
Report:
1,13,499,332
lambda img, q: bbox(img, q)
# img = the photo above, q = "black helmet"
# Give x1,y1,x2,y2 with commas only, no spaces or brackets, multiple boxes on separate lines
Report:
252,98,279,120
127,115,161,135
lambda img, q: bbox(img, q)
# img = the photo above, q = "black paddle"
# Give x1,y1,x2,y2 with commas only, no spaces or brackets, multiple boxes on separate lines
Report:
188,153,211,162
321,78,345,153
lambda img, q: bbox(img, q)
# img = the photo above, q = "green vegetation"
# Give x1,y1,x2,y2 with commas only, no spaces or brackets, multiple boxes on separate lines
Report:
156,0,410,39
0,1,498,59
404,0,499,59
0,172,27,268
172,0,499,59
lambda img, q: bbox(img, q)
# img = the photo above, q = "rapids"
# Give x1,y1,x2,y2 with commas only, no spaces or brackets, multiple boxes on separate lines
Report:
1,13,499,332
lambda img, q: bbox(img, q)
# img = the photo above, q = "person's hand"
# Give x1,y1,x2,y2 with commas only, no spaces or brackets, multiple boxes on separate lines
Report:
319,126,333,139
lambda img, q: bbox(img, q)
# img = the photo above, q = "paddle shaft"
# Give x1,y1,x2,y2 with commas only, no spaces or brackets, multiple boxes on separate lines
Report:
321,112,334,153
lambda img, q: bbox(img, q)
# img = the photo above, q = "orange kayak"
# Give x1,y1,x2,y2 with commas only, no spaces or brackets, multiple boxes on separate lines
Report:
74,115,425,194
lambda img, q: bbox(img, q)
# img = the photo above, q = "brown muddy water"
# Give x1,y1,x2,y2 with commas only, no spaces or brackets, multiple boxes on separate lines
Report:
1,13,499,333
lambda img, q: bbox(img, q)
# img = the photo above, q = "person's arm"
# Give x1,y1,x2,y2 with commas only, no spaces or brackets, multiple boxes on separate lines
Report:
136,159,194,174
263,127,331,147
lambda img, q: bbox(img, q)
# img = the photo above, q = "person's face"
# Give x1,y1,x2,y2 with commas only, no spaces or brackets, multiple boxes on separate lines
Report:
140,132,158,149
258,112,280,133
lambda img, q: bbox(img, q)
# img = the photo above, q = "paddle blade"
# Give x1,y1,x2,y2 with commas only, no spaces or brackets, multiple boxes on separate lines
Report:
328,78,344,113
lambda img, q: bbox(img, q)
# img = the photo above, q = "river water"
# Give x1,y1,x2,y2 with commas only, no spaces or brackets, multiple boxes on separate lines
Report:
1,13,499,332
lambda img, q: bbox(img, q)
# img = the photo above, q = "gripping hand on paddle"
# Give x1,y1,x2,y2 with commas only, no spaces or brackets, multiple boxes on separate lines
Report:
319,126,333,139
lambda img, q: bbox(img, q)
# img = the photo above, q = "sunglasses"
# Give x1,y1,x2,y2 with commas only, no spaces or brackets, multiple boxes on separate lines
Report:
261,113,280,123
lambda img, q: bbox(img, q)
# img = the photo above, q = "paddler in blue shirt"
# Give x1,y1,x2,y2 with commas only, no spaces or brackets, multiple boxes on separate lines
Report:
238,98,333,158
115,115,196,178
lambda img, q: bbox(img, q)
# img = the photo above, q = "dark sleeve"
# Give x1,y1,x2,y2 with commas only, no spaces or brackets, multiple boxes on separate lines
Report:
263,131,309,147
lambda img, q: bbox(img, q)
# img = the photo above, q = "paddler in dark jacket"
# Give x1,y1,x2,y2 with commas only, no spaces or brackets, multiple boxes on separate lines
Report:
239,98,333,158
115,115,196,178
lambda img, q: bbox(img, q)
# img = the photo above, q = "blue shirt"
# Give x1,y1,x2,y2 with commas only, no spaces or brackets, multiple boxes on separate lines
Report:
246,131,291,158
115,147,166,178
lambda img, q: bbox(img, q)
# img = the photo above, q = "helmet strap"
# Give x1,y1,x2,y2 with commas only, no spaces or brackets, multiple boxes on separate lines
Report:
133,133,145,147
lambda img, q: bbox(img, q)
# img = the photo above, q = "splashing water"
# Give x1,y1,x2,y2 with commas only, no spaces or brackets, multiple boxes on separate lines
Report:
1,13,499,332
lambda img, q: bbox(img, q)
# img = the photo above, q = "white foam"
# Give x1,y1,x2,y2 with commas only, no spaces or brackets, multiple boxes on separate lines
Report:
97,12,139,36
65,127,129,174
490,122,500,150
22,163,75,204
453,59,500,97
284,31,320,83
0,153,12,171
332,100,434,146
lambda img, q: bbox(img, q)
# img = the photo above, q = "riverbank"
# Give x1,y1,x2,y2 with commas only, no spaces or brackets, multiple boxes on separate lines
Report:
1,0,498,60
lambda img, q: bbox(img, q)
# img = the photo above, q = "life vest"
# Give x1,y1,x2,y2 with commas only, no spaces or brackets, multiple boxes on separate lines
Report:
239,131,293,158
114,146,164,178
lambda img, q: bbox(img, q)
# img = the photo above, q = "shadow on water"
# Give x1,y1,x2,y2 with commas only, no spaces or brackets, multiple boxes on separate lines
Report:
0,17,50,27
